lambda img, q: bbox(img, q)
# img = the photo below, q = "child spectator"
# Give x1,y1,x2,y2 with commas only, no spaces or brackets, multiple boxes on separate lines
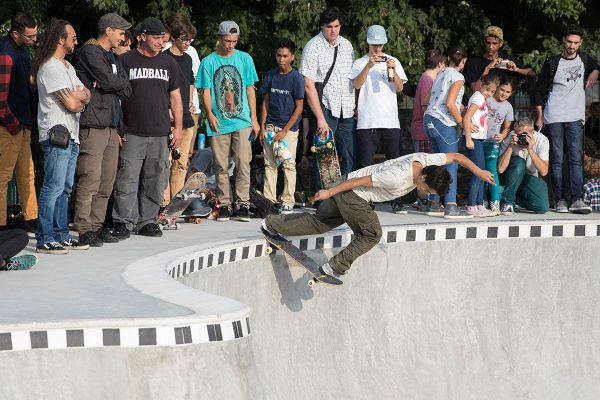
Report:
463,73,500,216
583,137,600,210
423,45,470,218
483,76,515,214
259,38,305,214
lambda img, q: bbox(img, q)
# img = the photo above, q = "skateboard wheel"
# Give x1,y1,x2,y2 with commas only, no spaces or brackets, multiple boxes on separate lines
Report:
308,279,317,287
265,246,274,255
310,146,317,153
326,142,332,148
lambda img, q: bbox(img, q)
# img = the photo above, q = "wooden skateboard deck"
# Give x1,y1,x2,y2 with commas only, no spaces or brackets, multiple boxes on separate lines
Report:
262,227,342,286
311,129,341,188
158,172,207,230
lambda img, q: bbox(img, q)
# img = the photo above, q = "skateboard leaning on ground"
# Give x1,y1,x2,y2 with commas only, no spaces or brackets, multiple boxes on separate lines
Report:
158,171,207,230
262,227,342,287
182,201,213,224
311,128,341,188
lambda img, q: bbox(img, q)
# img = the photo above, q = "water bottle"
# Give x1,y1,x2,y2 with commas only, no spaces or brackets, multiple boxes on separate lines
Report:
198,133,206,150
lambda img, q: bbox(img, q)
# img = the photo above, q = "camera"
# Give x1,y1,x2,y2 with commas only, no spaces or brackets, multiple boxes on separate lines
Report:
517,132,528,146
378,55,387,62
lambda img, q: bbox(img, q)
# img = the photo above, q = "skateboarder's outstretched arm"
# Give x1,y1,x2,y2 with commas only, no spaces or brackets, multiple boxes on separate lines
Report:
446,153,495,186
313,176,373,202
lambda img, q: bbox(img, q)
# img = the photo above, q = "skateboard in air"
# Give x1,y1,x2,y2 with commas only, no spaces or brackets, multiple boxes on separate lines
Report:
262,227,342,287
311,128,341,188
158,171,207,230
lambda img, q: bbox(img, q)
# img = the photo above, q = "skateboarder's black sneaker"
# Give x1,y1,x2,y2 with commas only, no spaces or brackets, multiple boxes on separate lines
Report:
61,238,90,250
79,231,103,247
233,205,250,222
321,262,344,281
96,227,119,243
217,206,232,222
137,223,163,237
112,223,130,240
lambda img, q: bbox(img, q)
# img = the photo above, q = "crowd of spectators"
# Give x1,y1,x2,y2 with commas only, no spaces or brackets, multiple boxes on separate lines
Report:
0,9,599,269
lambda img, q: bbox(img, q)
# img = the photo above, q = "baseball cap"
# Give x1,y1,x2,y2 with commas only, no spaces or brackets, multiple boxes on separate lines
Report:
138,17,166,36
486,26,503,41
367,25,387,45
216,21,240,36
98,13,132,31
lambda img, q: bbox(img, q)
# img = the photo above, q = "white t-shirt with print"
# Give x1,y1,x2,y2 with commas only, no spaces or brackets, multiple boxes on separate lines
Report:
349,54,408,129
348,152,447,203
466,91,489,140
37,58,83,143
499,131,549,177
543,55,585,124
424,67,464,127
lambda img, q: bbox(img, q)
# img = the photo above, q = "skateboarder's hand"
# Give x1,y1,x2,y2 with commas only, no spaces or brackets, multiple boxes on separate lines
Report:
313,189,331,201
170,128,183,149
274,129,288,141
317,118,330,135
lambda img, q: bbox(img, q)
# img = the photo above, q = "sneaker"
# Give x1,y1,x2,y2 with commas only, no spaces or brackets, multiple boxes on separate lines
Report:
280,204,294,215
22,219,37,234
112,223,130,240
37,242,68,254
137,223,163,237
2,254,38,270
412,198,429,212
96,227,120,243
79,231,102,247
261,219,277,236
500,203,514,216
466,205,485,217
443,204,474,219
426,201,445,216
294,191,308,207
490,200,501,216
217,206,232,222
477,204,497,217
391,201,408,214
555,199,568,213
61,238,90,250
569,199,592,214
233,205,250,222
321,262,343,281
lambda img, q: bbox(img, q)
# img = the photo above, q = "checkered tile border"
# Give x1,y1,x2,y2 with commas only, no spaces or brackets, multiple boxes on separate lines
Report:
0,317,251,352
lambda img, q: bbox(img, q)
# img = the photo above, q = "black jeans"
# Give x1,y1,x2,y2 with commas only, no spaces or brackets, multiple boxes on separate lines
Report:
357,128,401,168
0,229,28,262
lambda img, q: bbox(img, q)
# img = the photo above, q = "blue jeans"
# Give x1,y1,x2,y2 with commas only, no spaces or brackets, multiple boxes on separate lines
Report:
36,139,79,246
546,121,584,202
313,107,356,190
466,138,485,206
424,114,460,203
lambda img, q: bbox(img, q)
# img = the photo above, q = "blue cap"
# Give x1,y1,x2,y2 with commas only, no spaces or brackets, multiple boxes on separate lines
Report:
367,25,387,45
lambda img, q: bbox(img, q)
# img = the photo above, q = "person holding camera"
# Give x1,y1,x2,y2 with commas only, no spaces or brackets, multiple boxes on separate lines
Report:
497,117,549,215
349,25,407,169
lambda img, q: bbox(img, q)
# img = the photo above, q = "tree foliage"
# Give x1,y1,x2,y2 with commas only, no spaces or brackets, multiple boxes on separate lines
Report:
1,0,598,75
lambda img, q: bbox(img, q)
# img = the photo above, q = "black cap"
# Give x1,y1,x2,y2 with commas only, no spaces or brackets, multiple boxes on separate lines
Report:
138,17,166,36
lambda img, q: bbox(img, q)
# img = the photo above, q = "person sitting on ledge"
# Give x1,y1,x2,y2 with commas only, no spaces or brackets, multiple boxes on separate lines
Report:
497,117,551,215
262,152,494,280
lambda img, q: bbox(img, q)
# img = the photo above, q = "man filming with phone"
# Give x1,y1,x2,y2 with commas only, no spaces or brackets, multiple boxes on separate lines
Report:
497,117,549,215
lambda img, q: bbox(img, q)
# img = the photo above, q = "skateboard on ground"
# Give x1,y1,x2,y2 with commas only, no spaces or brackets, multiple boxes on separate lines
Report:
311,128,341,188
262,227,342,287
182,199,213,224
158,172,207,230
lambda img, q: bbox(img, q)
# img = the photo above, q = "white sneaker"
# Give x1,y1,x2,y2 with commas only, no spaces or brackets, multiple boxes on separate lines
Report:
280,204,294,214
490,200,501,216
321,262,343,281
500,203,514,216
466,205,487,217
477,204,497,217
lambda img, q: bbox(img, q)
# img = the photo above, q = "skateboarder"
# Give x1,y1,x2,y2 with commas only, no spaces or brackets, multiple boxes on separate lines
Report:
262,152,494,280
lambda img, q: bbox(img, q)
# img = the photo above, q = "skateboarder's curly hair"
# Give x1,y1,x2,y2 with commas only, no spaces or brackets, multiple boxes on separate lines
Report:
422,165,452,195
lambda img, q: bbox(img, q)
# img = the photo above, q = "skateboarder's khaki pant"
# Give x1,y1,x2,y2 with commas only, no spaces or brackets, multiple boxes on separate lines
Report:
161,126,195,207
266,189,382,275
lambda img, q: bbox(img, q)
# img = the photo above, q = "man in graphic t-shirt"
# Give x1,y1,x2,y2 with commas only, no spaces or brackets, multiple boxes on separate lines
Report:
534,24,599,214
112,17,183,239
196,20,259,222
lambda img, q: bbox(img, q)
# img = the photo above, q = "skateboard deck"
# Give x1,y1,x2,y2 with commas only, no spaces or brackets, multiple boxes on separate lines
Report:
262,227,342,286
158,171,207,230
311,129,341,188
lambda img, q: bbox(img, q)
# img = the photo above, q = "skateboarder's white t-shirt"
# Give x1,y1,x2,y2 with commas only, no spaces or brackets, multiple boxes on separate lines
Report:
348,153,447,203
